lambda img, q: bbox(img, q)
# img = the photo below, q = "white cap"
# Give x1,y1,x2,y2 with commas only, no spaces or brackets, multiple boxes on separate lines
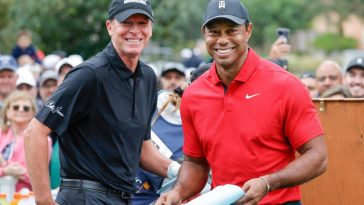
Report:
42,54,62,70
55,55,84,73
16,68,36,87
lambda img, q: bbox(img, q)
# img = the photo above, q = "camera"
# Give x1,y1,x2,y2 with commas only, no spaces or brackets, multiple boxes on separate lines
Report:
277,28,290,43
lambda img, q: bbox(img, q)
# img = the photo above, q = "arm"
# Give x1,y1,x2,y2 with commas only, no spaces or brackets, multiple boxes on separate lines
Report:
268,37,291,60
154,155,210,205
139,139,172,178
239,136,327,204
24,118,56,205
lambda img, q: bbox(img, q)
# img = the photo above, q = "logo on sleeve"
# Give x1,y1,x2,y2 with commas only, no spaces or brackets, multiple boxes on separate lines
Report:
45,101,64,117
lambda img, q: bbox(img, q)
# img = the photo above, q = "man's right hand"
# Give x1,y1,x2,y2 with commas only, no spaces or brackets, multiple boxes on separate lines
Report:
154,190,182,205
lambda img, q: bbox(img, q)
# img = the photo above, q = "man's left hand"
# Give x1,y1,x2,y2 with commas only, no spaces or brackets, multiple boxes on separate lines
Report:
234,177,267,205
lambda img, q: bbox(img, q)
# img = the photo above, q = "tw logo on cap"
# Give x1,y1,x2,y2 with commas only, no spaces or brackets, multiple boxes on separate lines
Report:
357,58,363,64
219,0,225,9
124,0,147,5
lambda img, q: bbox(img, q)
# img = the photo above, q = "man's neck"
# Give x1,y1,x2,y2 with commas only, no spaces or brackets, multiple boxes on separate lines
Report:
120,54,139,73
216,50,248,86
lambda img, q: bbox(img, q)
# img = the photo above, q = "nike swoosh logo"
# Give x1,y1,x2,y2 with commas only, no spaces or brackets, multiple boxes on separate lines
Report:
246,93,260,99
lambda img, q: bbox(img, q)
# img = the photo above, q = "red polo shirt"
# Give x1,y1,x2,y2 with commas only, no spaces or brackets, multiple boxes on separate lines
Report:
181,49,323,204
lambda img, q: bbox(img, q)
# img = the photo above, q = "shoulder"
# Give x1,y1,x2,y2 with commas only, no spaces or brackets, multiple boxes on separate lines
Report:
81,52,109,71
140,61,157,79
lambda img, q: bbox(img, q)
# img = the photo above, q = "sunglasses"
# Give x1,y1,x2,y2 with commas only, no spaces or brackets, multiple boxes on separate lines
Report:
11,105,32,112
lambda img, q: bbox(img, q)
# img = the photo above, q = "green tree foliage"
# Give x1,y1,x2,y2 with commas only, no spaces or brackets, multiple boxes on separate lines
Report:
244,0,321,52
1,0,109,57
152,0,209,49
313,33,357,54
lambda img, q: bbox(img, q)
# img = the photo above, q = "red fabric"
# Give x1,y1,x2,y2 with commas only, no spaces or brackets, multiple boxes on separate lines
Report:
181,49,323,204
0,129,52,191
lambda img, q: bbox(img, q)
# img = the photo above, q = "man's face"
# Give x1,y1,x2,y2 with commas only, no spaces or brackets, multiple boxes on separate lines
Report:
344,67,364,97
301,77,318,98
0,70,17,98
315,65,343,96
39,79,58,102
160,71,186,90
202,20,252,70
106,14,152,59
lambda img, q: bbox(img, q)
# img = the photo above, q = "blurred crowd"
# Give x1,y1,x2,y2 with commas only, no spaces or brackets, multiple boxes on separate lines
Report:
0,28,363,194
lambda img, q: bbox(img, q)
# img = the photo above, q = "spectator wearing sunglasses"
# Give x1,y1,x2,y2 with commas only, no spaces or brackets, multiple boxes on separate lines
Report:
0,91,52,191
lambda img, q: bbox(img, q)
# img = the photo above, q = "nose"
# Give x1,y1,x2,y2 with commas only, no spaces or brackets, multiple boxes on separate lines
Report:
216,34,229,46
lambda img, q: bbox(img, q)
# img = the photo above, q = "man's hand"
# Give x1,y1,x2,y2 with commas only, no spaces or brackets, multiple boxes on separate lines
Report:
268,37,291,60
154,190,182,205
234,177,268,205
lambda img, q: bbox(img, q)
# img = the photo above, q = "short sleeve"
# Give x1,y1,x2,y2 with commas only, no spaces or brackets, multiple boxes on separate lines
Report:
283,76,324,149
35,66,96,136
181,94,205,158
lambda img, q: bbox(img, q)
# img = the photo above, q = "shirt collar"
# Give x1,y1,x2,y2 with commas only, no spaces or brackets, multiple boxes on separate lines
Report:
103,42,144,79
208,48,260,85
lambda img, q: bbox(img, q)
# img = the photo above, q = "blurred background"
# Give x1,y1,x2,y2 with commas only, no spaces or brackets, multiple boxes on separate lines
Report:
0,0,364,74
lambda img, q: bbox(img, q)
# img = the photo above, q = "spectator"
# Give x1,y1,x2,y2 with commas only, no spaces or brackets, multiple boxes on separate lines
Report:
300,72,318,98
321,85,352,98
55,55,83,85
343,57,364,98
315,60,343,97
42,54,61,71
0,91,51,191
11,31,41,64
38,70,58,105
0,55,18,113
159,62,186,90
181,48,204,69
156,0,327,204
268,37,291,70
16,68,38,99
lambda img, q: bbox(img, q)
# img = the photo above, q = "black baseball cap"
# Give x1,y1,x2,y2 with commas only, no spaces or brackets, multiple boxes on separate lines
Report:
346,57,364,72
202,0,250,27
108,0,154,23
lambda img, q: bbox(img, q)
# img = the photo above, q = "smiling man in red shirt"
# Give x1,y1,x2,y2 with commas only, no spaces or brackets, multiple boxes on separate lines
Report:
155,0,327,205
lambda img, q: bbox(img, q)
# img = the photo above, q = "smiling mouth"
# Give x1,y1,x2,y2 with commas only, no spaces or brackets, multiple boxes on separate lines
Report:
126,39,143,44
215,47,234,55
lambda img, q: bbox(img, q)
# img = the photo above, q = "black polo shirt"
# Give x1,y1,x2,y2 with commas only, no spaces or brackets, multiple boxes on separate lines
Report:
36,42,157,193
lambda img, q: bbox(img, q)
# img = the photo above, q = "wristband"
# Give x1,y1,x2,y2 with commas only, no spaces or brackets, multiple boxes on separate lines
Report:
167,161,181,179
259,176,270,196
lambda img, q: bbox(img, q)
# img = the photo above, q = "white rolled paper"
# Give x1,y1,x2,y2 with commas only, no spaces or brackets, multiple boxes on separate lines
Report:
184,184,245,205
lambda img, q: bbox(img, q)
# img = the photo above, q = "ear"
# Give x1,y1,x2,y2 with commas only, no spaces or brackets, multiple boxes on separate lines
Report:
245,23,253,41
201,27,207,37
106,20,113,36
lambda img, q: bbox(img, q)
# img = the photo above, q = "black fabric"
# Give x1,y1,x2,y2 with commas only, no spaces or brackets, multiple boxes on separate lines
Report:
56,188,130,205
36,42,157,194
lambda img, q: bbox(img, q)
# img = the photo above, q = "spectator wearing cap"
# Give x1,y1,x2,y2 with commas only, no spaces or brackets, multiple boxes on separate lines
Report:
25,0,176,204
55,55,83,85
0,55,18,112
42,54,61,71
300,72,318,98
160,62,186,90
343,57,364,98
38,70,58,104
155,0,326,204
16,68,38,99
315,60,343,97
